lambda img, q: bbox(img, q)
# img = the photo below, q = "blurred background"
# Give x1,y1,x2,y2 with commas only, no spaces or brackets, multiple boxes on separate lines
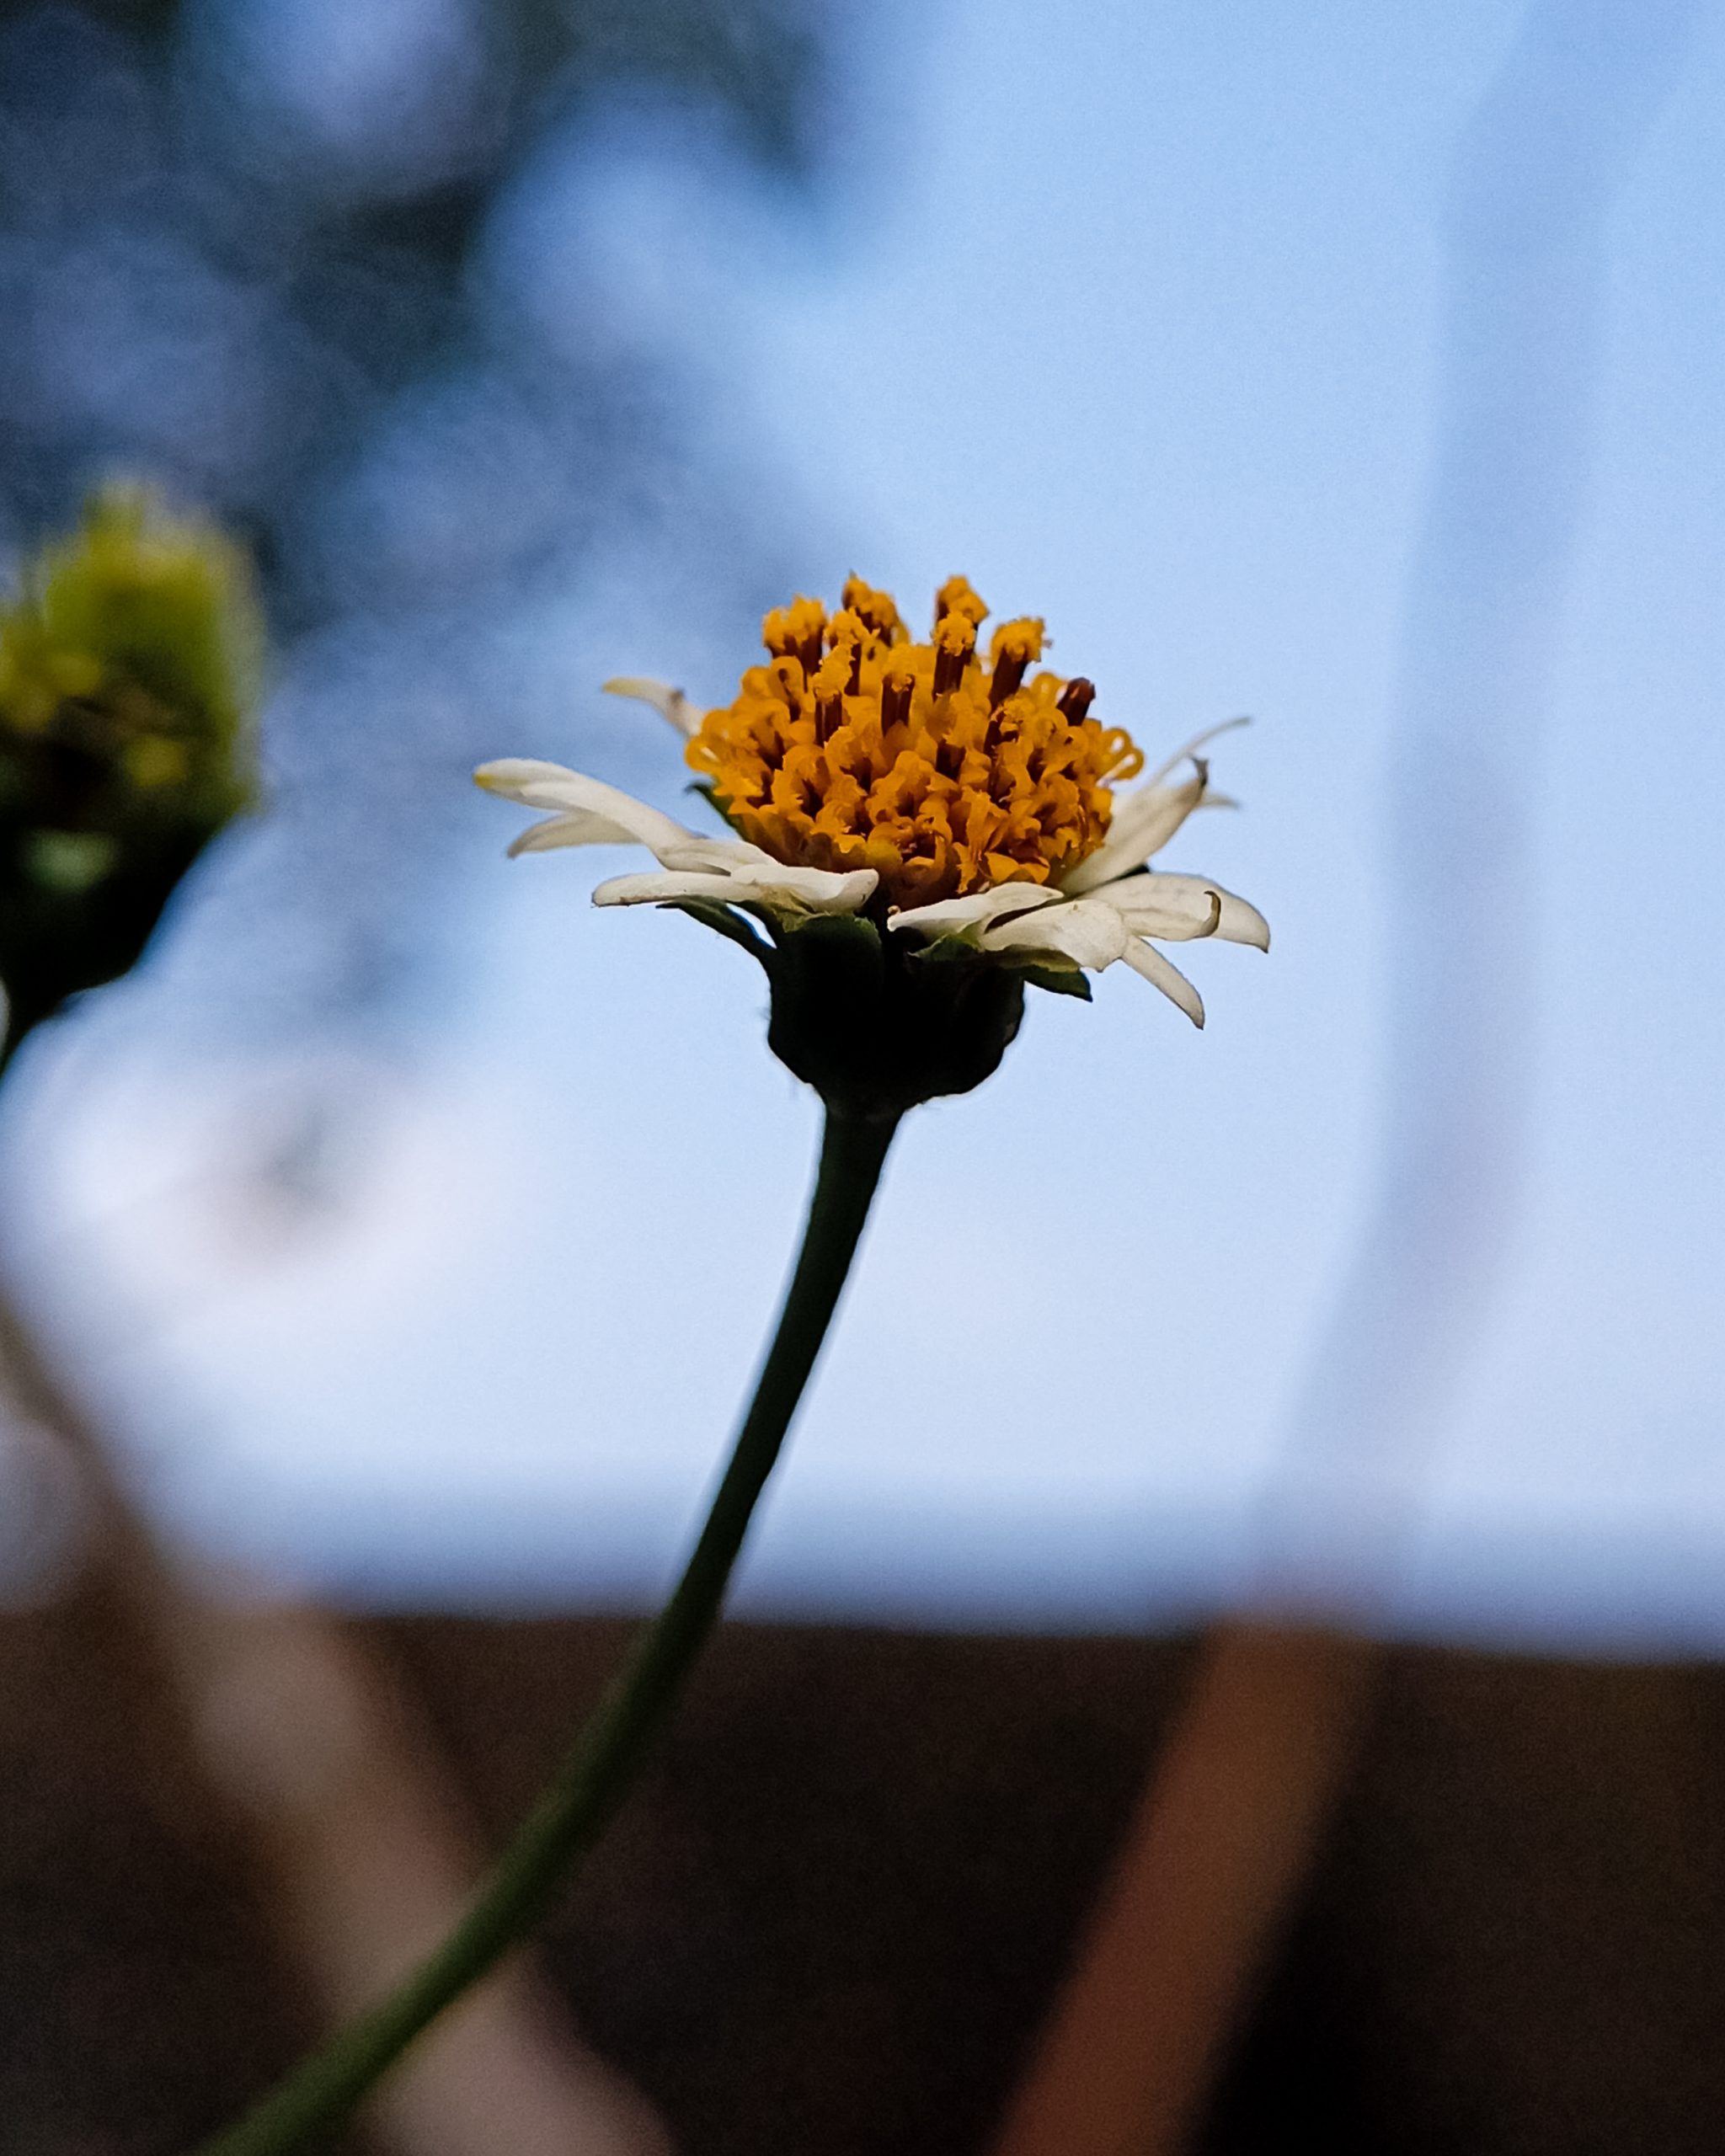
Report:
3,0,1725,2151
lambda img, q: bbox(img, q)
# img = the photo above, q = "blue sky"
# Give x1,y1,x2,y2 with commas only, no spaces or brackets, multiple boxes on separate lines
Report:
13,0,1725,1646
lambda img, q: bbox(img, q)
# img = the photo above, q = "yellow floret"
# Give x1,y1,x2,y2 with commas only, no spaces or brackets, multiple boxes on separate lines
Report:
686,580,1144,911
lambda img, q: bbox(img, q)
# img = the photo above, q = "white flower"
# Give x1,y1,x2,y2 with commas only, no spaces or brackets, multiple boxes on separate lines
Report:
883,720,1267,1028
478,675,1266,1031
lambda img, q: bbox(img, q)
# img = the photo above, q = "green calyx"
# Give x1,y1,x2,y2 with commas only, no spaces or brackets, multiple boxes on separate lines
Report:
769,914,1028,1118
0,487,264,1052
670,901,1032,1118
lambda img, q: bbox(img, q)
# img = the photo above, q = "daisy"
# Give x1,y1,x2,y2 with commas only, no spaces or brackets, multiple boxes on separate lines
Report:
195,587,1269,2152
478,575,1266,1035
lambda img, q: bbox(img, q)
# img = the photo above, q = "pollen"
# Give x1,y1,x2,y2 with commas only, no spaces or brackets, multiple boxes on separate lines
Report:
686,579,1144,910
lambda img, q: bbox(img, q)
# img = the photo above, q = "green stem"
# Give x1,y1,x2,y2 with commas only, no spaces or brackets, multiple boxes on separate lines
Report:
190,1105,900,2156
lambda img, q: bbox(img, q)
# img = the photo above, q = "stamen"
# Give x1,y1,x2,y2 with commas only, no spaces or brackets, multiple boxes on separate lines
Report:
988,618,1045,707
880,667,914,734
841,576,902,641
1058,676,1096,723
825,608,868,693
811,647,850,744
762,595,829,677
934,574,989,631
932,613,975,696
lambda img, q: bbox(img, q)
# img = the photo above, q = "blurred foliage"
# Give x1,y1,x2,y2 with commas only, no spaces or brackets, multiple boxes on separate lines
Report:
0,0,826,587
0,487,262,1051
0,0,836,1041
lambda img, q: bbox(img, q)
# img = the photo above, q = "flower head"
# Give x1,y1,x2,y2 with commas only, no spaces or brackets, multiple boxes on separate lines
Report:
478,578,1266,1113
688,574,1143,910
0,487,264,1049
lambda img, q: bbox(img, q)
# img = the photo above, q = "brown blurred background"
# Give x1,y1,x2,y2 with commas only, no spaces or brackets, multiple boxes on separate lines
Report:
7,1597,1725,2155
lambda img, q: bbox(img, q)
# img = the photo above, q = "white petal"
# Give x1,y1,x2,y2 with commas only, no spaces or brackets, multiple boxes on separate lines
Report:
476,760,695,860
1124,873,1269,950
594,862,878,915
594,870,757,908
1063,718,1250,894
1143,714,1250,788
888,884,1066,939
507,809,645,857
603,676,702,738
476,757,598,809
1081,871,1269,950
736,865,878,913
1120,939,1206,1027
982,898,1131,970
660,835,781,873
1062,773,1207,892
1082,873,1220,941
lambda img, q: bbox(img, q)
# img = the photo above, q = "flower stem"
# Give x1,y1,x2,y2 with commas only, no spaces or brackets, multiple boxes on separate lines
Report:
190,1104,900,2156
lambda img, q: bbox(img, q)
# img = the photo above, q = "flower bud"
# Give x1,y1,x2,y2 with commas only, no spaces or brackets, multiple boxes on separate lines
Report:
0,488,263,1058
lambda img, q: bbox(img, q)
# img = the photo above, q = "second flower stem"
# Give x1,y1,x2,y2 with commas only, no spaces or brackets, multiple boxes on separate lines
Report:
192,1104,900,2156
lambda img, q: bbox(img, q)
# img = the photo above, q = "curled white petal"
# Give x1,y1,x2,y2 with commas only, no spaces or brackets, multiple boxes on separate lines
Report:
1144,715,1250,788
595,870,763,908
595,861,876,915
735,864,878,912
981,898,1132,971
507,809,643,857
1120,939,1205,1027
1062,773,1206,893
889,883,1066,940
1081,871,1270,951
476,757,601,810
1082,873,1220,941
603,676,702,739
1114,872,1269,950
660,835,781,873
1062,718,1249,894
477,760,697,862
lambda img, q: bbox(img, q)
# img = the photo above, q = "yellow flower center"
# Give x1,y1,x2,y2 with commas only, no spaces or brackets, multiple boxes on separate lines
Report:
686,576,1144,910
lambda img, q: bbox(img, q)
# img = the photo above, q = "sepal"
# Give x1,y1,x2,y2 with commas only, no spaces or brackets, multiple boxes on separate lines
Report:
1017,962,1092,1001
665,898,774,968
766,911,1024,1118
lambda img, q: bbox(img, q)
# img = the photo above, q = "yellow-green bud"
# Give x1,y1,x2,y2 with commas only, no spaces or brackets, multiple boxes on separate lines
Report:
0,487,264,1060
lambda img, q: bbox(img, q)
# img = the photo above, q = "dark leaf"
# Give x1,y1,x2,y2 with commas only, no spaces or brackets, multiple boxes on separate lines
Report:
1019,963,1092,1001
